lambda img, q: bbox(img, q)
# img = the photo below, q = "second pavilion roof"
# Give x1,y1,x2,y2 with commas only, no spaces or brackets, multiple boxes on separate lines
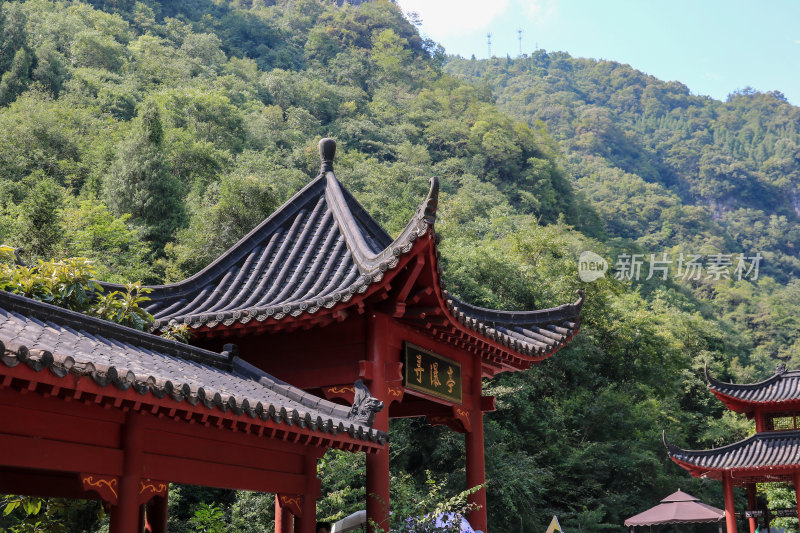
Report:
124,139,583,368
664,431,800,477
706,364,800,410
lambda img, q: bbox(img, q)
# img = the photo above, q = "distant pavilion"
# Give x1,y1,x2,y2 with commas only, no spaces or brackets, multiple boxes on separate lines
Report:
666,364,800,533
624,490,725,533
132,138,585,532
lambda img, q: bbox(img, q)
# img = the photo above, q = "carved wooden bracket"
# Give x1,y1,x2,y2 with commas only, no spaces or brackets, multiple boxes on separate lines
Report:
426,415,466,434
452,406,472,433
386,383,404,405
277,493,303,517
324,383,405,406
426,406,474,433
138,479,169,504
79,474,168,506
80,473,119,505
322,385,355,404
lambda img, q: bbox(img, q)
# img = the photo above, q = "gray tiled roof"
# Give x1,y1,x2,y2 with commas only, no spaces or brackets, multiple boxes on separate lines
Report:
117,139,582,359
706,365,800,404
0,289,386,445
664,430,800,470
139,168,427,330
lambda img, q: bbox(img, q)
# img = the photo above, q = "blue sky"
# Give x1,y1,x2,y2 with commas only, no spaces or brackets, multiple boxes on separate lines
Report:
395,0,800,105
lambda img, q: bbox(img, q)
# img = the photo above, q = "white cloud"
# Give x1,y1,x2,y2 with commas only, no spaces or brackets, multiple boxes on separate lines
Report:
395,0,511,37
528,0,557,20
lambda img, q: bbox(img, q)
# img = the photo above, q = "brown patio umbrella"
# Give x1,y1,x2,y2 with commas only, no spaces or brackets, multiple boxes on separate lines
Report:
625,490,726,532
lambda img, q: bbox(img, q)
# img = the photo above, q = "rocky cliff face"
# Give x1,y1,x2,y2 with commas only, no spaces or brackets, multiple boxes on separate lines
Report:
791,185,800,217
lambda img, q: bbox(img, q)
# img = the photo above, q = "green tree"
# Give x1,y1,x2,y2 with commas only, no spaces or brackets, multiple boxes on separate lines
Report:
61,198,155,283
15,174,64,259
0,47,32,106
104,101,186,254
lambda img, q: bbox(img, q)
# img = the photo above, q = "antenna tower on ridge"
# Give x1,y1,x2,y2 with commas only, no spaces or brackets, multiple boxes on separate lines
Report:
487,33,492,57
518,29,523,56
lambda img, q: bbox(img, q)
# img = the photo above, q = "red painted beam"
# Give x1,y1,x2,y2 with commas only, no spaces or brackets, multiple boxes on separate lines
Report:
0,385,122,423
0,432,123,475
143,453,306,493
143,429,304,473
0,401,121,448
0,468,87,499
390,401,454,419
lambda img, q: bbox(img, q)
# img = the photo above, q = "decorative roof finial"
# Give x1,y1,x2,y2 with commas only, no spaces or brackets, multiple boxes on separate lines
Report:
348,379,384,427
776,362,787,375
319,138,336,173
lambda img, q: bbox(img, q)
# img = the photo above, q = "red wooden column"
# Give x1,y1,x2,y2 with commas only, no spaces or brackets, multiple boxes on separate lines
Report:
466,356,487,532
793,472,800,530
745,483,757,533
296,452,322,533
723,472,737,533
366,311,391,533
110,412,145,533
145,493,168,533
275,495,294,533
754,413,765,433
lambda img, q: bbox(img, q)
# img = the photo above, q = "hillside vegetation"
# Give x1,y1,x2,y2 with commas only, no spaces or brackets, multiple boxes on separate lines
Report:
0,1,797,532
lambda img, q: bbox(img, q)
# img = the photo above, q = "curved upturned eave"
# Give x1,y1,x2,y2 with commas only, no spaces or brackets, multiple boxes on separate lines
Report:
420,228,584,367
441,290,584,367
325,172,438,275
662,430,754,461
663,431,733,478
705,365,800,410
705,364,783,392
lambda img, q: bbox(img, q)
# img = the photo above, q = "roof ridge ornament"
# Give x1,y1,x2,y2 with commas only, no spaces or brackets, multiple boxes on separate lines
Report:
422,176,439,225
662,430,681,456
776,361,787,375
319,138,336,173
348,379,384,427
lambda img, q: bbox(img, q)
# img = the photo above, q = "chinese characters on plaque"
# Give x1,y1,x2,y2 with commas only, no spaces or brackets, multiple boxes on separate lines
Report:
403,343,462,403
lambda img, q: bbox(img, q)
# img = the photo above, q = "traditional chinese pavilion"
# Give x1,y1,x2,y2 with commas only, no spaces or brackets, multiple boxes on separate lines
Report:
0,289,386,533
135,138,585,532
665,364,800,533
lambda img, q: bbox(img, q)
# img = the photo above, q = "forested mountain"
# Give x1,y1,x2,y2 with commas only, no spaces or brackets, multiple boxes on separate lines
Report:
446,53,800,281
0,1,797,532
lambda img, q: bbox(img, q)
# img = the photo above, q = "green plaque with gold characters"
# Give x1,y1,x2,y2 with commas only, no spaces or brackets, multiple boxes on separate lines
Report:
403,343,462,404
